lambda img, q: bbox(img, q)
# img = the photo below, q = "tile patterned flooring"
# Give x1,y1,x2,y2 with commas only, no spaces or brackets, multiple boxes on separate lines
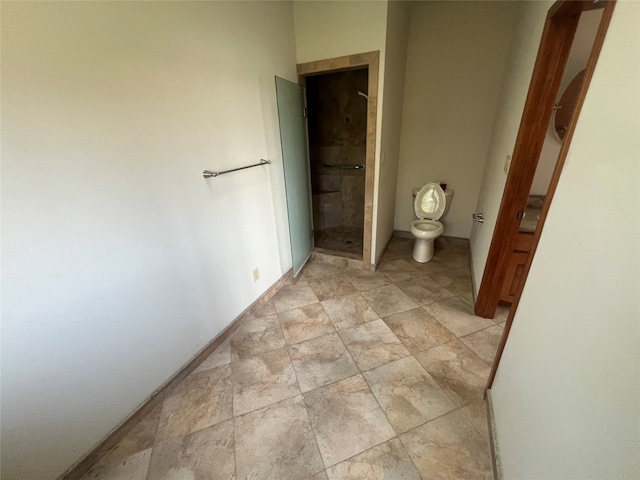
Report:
81,237,509,480
315,226,364,256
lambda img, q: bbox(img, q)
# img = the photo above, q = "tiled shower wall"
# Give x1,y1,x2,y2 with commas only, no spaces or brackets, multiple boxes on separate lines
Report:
307,69,367,231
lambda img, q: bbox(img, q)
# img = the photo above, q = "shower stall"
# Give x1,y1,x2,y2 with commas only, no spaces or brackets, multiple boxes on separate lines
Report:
305,68,368,256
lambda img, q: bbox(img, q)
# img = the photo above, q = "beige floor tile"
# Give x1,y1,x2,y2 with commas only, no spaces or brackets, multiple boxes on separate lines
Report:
377,259,423,283
321,293,380,331
235,396,324,480
244,301,277,321
303,375,395,467
432,248,470,266
378,249,407,263
230,314,285,361
384,237,413,255
494,303,511,323
424,296,495,337
415,340,491,407
286,274,310,286
303,261,343,279
156,365,232,442
278,303,335,344
147,420,234,480
96,402,161,466
460,400,490,441
460,324,504,365
308,273,358,301
459,291,474,306
339,319,410,371
288,333,359,392
81,449,152,480
429,267,473,295
400,408,492,480
192,341,231,375
232,347,300,416
363,356,456,433
360,284,418,318
396,275,456,307
326,438,421,480
414,258,453,276
84,238,500,480
383,307,455,354
343,269,391,291
272,283,319,312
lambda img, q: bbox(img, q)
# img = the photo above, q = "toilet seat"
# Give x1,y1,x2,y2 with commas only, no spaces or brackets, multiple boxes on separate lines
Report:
414,183,446,220
410,183,447,263
412,220,443,234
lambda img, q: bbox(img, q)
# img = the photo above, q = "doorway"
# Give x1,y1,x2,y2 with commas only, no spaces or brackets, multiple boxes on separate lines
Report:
473,0,616,387
306,68,368,258
297,51,379,268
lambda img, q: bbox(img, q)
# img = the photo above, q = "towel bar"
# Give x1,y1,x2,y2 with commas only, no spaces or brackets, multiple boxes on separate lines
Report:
203,159,271,178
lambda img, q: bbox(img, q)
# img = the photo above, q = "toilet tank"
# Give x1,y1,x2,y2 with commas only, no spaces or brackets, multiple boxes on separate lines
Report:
412,186,455,218
442,190,454,217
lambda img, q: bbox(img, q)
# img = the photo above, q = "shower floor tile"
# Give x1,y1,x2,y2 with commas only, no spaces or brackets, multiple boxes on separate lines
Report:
314,226,363,255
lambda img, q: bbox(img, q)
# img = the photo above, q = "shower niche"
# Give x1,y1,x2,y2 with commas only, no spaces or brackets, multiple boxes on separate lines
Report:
306,68,368,256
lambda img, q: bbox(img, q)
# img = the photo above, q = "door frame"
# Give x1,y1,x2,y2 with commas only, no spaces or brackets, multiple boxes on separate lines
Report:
297,51,379,269
478,0,616,388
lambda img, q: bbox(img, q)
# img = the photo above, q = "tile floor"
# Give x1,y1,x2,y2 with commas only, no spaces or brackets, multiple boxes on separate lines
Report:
315,226,364,256
81,237,509,480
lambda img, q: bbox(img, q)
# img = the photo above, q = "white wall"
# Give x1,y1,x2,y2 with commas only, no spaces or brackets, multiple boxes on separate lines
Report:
1,2,297,479
293,1,388,263
375,1,410,262
469,1,552,289
491,2,640,478
293,0,388,65
530,9,603,195
394,1,517,238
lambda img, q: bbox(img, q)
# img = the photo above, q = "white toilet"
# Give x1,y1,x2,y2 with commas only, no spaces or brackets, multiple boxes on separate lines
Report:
410,183,454,263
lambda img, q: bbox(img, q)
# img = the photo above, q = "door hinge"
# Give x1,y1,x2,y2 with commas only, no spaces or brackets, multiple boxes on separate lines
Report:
303,106,308,118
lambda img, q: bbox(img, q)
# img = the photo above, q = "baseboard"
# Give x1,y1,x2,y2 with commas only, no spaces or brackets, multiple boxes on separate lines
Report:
393,229,413,239
59,269,293,480
469,241,478,305
485,389,503,480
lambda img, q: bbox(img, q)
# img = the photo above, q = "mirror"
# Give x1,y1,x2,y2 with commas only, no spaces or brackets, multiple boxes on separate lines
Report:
554,69,586,141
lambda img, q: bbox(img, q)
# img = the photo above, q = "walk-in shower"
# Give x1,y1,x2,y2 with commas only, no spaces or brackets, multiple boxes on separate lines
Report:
306,68,368,256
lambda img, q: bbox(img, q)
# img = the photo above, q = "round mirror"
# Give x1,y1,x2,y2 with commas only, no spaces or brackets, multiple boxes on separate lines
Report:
554,69,586,141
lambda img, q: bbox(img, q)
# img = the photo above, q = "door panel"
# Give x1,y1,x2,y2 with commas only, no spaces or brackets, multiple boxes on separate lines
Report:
275,76,313,276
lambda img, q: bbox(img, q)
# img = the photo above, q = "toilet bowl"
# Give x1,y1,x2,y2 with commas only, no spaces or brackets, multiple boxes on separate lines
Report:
410,183,453,263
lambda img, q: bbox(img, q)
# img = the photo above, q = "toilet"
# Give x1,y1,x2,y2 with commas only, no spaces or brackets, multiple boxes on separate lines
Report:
410,183,454,263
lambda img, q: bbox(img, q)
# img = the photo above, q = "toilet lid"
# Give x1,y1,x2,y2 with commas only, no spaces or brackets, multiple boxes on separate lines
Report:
414,183,446,220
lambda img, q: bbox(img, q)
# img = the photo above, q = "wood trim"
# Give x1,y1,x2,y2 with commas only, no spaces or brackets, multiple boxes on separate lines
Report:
485,0,616,390
474,1,583,319
59,269,293,480
297,51,380,269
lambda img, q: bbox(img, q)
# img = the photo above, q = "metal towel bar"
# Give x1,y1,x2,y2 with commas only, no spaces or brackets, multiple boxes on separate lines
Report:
203,159,271,178
323,163,365,170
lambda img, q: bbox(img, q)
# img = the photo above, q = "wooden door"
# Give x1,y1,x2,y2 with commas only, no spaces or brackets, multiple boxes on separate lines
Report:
474,0,616,389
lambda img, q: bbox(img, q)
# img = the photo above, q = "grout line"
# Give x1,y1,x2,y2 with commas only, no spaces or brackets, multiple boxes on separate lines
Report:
268,324,325,478
231,416,238,479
